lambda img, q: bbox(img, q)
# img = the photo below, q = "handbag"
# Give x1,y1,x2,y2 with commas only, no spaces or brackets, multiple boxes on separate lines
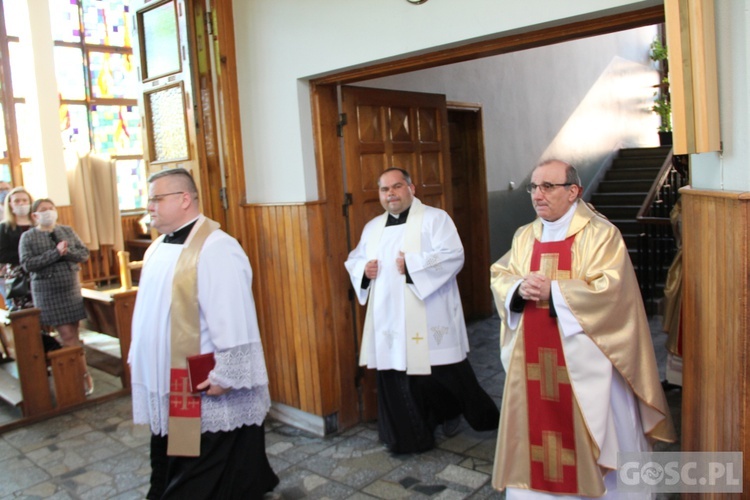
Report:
5,267,30,300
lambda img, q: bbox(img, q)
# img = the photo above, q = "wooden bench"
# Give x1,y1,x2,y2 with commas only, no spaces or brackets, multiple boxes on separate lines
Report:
5,308,87,417
81,287,137,389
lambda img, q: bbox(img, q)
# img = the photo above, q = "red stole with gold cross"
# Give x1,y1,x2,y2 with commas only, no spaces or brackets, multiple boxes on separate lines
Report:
167,217,219,456
523,235,577,493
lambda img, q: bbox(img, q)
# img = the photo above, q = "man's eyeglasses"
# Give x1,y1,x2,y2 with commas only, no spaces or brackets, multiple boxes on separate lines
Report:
526,182,573,194
147,191,185,204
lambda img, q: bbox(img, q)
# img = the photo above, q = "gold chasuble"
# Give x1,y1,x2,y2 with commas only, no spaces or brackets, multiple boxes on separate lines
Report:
491,201,675,496
167,218,219,457
524,236,579,493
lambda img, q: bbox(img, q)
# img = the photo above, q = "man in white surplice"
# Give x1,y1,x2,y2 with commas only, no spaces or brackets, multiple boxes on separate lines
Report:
129,168,278,499
345,168,498,454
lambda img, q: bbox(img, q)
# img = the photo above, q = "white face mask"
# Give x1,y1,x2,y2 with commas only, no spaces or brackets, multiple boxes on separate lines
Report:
35,210,58,227
12,204,31,217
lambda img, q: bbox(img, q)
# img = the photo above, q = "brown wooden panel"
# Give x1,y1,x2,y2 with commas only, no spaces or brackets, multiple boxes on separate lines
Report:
310,84,365,429
681,187,750,497
242,202,348,420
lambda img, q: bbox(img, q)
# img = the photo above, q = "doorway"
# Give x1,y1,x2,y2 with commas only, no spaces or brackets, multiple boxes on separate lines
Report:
312,6,664,428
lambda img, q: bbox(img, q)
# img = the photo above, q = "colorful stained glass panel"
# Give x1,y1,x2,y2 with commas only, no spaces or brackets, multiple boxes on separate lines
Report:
82,0,131,47
91,105,142,155
115,158,147,210
62,104,92,156
148,86,187,161
89,51,137,99
141,2,180,79
48,0,83,43
54,47,87,100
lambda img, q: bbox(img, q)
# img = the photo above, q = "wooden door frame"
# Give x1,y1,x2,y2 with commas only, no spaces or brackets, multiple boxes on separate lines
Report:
447,102,492,319
310,6,664,425
187,0,248,245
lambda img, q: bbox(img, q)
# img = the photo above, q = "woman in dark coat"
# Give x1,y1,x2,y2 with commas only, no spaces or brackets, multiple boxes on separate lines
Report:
0,187,34,309
20,198,93,394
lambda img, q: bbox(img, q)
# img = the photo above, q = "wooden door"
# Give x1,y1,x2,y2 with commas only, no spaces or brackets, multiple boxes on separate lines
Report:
130,0,204,206
448,106,492,320
340,85,452,420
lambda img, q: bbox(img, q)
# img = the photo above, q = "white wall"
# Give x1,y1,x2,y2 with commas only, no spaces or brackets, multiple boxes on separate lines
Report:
354,26,659,258
232,0,663,203
356,27,659,192
690,0,750,191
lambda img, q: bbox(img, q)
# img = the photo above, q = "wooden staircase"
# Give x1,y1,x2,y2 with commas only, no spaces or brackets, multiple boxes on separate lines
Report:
589,146,674,305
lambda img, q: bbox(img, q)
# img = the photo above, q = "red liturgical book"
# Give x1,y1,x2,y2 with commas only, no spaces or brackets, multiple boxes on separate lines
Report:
187,353,215,393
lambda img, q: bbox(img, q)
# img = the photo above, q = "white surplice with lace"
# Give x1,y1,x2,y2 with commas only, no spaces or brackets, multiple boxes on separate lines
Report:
129,229,271,435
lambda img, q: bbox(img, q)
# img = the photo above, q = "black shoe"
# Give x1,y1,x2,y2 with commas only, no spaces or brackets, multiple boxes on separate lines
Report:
442,416,461,437
661,379,681,392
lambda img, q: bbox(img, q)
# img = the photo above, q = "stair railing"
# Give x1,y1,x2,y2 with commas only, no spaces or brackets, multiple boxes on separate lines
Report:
636,150,688,313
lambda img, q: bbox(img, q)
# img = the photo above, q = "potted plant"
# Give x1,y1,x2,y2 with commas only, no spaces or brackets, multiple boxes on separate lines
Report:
650,39,672,145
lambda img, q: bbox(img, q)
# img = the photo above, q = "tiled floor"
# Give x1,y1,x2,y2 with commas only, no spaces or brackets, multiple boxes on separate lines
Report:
0,314,681,499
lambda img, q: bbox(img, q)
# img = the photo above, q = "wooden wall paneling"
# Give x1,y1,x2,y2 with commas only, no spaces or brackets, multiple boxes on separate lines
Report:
242,201,350,427
285,206,314,413
681,188,749,497
306,203,341,417
264,206,297,407
311,83,360,429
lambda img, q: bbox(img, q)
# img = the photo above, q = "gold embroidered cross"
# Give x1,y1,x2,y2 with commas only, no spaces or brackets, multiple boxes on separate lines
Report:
526,348,570,402
531,431,576,483
537,253,572,308
412,332,424,344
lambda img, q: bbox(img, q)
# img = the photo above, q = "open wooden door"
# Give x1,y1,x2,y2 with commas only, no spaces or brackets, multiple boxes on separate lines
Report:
340,85,452,421
129,0,206,213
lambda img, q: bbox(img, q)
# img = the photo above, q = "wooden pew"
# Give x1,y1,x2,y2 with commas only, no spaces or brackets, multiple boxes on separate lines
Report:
81,287,137,389
8,308,86,417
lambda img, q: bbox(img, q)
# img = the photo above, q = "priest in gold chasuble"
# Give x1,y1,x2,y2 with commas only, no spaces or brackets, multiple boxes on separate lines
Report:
129,168,278,499
490,160,675,499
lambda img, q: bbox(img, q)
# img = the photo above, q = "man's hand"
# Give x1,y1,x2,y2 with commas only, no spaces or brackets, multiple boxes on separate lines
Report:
396,251,406,275
364,259,379,279
196,379,230,396
519,272,551,301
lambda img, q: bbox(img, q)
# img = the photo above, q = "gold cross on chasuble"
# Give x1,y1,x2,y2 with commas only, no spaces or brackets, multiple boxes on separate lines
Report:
530,431,577,483
526,348,570,402
522,236,579,494
536,253,571,308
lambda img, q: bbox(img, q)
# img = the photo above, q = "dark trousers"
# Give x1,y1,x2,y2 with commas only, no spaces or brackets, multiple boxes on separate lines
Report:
148,424,279,500
376,358,499,454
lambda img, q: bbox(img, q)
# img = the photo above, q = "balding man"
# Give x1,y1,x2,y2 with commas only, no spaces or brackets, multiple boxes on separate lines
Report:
490,160,675,498
129,168,278,499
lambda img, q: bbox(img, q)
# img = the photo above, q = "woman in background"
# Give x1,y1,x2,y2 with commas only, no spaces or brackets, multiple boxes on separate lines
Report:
0,187,34,310
20,198,93,395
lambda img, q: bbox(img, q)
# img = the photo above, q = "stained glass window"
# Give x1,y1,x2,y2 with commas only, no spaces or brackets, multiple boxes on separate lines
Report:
115,158,147,209
0,0,32,184
89,51,137,99
92,105,142,155
51,0,145,210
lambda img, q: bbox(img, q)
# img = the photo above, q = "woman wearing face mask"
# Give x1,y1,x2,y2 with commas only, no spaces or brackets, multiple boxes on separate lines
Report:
0,187,34,310
19,198,93,395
